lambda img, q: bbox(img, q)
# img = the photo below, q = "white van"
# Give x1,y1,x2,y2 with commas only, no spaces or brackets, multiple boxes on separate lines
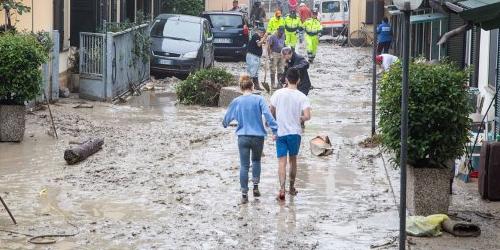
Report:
314,0,349,36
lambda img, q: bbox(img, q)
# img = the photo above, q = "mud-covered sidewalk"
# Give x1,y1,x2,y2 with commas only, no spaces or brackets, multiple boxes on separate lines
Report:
0,44,402,249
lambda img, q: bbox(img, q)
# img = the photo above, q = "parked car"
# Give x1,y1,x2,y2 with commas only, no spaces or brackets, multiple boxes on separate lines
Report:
201,11,249,60
150,14,215,77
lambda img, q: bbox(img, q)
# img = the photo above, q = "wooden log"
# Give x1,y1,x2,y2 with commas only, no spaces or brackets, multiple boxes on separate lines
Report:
64,138,104,165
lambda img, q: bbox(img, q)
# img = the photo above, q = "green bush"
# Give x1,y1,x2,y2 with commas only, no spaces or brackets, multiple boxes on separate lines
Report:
162,0,204,16
378,59,472,168
0,33,49,105
175,68,234,106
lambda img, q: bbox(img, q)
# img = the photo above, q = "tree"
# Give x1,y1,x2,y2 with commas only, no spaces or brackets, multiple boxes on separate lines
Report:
162,0,204,17
1,0,30,31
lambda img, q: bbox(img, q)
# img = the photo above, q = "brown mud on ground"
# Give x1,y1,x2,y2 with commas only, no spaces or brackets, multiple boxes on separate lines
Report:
0,44,401,249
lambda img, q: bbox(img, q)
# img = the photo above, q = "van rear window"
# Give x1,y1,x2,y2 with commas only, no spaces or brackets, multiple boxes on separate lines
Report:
322,1,340,13
206,14,243,28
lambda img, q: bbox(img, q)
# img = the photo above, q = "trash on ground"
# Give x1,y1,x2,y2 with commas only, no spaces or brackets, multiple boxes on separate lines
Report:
406,214,449,237
310,135,333,156
442,218,481,237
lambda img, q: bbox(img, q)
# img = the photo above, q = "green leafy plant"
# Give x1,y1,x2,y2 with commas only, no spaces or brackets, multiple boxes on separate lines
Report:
378,59,472,168
0,33,49,105
1,0,30,31
175,68,235,106
162,0,204,16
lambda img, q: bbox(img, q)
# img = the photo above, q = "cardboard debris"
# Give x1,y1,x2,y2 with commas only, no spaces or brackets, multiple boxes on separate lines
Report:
310,135,333,156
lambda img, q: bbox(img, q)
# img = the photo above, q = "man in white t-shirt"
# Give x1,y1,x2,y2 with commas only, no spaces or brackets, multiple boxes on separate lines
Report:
270,67,311,201
376,54,399,72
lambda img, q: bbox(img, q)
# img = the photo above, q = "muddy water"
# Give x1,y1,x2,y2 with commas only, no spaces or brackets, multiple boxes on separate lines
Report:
0,44,398,249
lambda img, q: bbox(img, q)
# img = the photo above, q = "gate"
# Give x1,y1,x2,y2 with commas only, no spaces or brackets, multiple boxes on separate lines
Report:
78,24,150,101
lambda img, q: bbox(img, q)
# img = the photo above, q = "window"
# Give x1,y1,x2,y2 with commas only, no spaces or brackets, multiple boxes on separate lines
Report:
343,1,349,12
205,14,243,28
322,1,340,13
488,29,499,89
365,0,384,25
203,22,212,41
151,19,201,42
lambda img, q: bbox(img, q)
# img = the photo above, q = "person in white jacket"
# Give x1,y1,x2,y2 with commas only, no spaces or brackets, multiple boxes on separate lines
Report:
376,54,399,72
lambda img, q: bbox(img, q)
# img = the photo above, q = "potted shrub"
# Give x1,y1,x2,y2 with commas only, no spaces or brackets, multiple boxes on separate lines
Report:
0,33,49,142
379,59,472,215
175,68,234,106
68,49,80,93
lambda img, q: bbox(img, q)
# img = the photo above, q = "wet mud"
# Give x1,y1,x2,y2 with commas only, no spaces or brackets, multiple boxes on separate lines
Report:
0,44,400,249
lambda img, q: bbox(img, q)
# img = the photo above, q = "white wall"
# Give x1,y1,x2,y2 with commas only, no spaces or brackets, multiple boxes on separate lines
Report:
477,29,496,129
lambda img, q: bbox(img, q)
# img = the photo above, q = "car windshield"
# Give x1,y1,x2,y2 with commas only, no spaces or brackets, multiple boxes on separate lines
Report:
322,1,340,13
206,14,243,28
151,18,201,42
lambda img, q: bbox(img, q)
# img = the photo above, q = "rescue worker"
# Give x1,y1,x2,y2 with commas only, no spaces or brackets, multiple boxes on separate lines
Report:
267,10,285,35
288,0,298,12
303,9,322,63
284,9,302,51
250,1,266,28
298,2,312,44
268,27,286,89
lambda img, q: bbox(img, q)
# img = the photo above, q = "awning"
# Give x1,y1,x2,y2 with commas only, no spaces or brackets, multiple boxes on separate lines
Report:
410,13,447,24
446,0,500,30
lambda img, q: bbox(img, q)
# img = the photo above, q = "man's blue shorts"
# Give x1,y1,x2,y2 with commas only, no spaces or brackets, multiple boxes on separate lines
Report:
276,135,302,158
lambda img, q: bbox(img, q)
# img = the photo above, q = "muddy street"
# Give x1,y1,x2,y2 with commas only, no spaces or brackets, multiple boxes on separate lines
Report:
0,44,400,249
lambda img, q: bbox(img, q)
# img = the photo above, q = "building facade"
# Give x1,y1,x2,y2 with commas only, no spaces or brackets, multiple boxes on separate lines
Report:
388,0,500,138
1,0,162,87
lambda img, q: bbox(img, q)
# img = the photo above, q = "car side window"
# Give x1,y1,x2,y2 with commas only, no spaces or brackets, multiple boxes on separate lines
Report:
204,22,212,41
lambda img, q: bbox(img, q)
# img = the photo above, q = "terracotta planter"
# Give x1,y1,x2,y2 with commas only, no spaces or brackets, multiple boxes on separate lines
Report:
407,165,451,216
70,73,80,93
0,105,26,142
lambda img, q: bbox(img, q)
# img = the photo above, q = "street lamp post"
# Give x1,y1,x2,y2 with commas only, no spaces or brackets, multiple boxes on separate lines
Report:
392,1,422,249
372,0,378,137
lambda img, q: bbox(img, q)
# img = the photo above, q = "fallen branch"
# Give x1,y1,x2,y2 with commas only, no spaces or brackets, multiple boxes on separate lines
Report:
73,104,94,109
64,138,104,165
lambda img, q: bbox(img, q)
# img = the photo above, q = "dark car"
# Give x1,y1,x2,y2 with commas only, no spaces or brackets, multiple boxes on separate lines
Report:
150,14,215,77
201,11,249,60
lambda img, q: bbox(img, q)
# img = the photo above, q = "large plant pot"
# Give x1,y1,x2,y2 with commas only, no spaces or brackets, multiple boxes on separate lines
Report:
0,105,26,142
70,73,80,93
407,165,451,216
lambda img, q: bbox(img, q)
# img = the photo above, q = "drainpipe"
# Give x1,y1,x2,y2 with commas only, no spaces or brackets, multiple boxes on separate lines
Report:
31,0,34,32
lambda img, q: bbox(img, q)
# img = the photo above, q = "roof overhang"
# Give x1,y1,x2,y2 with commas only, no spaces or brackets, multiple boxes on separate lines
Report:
444,0,500,30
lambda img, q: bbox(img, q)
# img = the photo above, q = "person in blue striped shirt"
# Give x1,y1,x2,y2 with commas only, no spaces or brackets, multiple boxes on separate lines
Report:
223,74,278,204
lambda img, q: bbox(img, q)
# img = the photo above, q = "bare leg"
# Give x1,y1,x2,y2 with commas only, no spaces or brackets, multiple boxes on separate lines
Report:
278,157,287,200
289,156,298,195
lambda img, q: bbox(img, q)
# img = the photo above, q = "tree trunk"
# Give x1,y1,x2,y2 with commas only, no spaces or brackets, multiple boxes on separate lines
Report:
5,8,11,28
64,138,104,165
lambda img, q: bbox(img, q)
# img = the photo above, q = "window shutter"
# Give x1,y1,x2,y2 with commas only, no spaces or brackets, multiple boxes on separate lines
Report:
447,13,466,68
469,27,480,87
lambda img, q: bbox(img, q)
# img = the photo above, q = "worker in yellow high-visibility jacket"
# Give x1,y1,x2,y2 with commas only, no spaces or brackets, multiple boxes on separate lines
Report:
267,10,285,35
284,9,302,50
303,9,323,63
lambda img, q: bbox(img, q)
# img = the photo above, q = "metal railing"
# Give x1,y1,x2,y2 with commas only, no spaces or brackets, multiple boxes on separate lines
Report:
79,32,105,77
